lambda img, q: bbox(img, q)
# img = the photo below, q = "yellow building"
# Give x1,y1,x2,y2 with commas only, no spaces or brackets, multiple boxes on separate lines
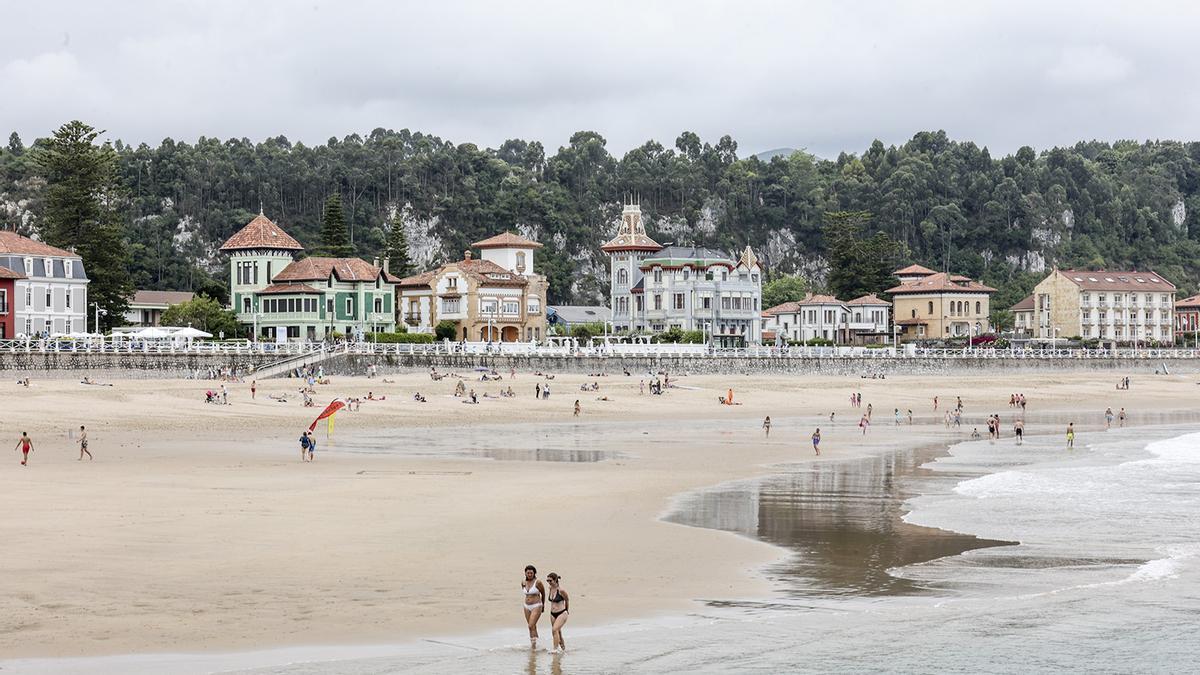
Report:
887,265,996,342
1030,269,1175,344
396,233,549,342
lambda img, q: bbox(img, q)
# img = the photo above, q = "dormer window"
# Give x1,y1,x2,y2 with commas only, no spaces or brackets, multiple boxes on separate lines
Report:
23,258,32,276
44,259,53,276
448,277,458,290
516,251,526,273
64,260,72,277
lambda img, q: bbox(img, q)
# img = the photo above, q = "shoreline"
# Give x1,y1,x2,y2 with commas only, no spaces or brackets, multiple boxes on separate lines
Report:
0,371,1194,662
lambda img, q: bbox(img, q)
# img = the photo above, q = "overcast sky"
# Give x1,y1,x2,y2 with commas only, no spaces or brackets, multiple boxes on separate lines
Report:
4,1,1198,159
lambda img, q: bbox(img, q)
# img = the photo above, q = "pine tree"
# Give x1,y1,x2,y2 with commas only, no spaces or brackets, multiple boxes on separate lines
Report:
35,120,132,331
319,193,353,257
383,217,412,276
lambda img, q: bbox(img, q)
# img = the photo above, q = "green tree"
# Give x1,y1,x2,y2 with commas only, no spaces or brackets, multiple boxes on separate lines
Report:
35,120,132,331
823,211,904,299
434,319,458,341
319,193,353,257
762,274,809,308
383,217,412,276
160,295,241,337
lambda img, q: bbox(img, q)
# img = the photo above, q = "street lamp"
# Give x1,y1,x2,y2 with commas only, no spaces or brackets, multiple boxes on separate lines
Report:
92,303,107,335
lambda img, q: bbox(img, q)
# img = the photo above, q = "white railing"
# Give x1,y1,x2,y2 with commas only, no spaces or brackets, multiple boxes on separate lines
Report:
2,338,1200,360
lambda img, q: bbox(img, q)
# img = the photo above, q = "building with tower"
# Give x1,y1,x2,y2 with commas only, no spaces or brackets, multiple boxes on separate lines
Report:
220,211,400,341
603,202,762,345
396,232,549,341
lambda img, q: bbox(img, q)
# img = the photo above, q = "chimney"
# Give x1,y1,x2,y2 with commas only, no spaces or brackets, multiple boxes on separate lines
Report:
464,250,473,260
382,256,391,274
372,256,380,268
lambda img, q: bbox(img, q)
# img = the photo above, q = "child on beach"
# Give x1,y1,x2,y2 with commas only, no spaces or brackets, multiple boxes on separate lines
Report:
811,428,821,455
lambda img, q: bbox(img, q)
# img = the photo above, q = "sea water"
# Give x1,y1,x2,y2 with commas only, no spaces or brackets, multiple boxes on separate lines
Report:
10,425,1200,674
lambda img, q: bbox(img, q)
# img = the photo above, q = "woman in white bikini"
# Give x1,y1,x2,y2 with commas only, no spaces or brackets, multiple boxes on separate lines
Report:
546,572,569,652
521,564,545,649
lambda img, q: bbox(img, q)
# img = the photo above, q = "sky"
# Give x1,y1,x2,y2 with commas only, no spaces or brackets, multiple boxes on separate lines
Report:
3,0,1200,159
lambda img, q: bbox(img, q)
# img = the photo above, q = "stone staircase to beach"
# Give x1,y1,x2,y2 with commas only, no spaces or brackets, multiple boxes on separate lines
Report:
250,344,347,379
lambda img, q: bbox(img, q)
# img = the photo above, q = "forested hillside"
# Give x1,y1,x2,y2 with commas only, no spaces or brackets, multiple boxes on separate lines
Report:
3,126,1200,311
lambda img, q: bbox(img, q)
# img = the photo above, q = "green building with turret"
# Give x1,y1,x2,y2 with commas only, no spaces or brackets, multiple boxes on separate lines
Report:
220,211,400,341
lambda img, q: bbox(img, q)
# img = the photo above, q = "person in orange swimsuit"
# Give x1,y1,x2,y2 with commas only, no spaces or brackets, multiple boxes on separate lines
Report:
15,431,32,466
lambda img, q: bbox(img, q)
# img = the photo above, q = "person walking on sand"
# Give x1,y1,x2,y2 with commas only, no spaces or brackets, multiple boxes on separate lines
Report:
251,380,257,399
522,565,545,650
1014,418,1025,445
812,428,822,455
1105,407,1114,430
546,572,570,652
907,409,913,425
894,408,901,425
307,431,316,461
299,431,311,462
78,425,92,460
866,403,873,420
859,414,870,435
536,383,541,399
574,400,581,417
1119,408,1127,427
933,396,938,411
15,431,32,465
1067,422,1075,449
763,416,771,437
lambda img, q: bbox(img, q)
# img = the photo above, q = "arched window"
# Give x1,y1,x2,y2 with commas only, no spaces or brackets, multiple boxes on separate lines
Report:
516,251,526,272
928,301,934,315
911,309,917,318
975,301,981,314
617,268,628,285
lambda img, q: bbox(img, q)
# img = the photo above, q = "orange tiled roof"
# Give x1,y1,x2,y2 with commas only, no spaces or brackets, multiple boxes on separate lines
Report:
797,293,844,305
397,271,436,287
1058,270,1176,292
0,231,78,257
763,301,802,315
894,263,937,276
1175,293,1200,308
886,272,996,295
847,293,891,306
0,266,25,280
455,257,528,287
220,213,304,252
274,257,389,283
1010,294,1035,311
472,232,543,249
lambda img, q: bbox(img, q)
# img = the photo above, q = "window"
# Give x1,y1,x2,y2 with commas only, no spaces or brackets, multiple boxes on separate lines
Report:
682,269,690,281
702,297,711,309
617,268,628,285
45,288,51,309
65,290,71,309
480,299,498,314
243,297,251,313
267,261,272,281
527,299,541,314
635,296,643,311
345,298,353,317
721,271,728,281
253,261,259,284
1098,294,1106,304
723,297,732,310
674,293,685,310
23,318,31,335
653,269,663,283
1083,310,1091,320
654,294,663,310
752,274,759,283
43,259,53,276
64,260,72,277
374,297,383,313
516,251,526,272
911,309,916,318
0,289,7,313
503,300,519,314
975,301,981,314
928,301,934,315
23,258,32,276
448,276,458,289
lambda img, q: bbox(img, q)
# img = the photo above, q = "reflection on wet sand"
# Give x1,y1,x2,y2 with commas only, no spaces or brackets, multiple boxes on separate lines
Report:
666,444,1014,597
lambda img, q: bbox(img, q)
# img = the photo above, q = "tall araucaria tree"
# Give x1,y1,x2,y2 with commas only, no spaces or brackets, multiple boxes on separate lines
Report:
319,193,353,257
34,120,132,331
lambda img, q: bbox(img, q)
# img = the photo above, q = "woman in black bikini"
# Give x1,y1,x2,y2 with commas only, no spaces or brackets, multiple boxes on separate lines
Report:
521,565,545,649
546,572,569,652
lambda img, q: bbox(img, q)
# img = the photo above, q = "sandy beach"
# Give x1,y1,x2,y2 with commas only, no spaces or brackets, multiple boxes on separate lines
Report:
0,368,1196,659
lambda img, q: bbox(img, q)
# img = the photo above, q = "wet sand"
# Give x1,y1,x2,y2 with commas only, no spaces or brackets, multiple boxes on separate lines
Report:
0,370,1195,660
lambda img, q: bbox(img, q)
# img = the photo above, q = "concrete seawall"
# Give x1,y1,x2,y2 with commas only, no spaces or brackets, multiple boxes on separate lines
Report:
1,351,1195,379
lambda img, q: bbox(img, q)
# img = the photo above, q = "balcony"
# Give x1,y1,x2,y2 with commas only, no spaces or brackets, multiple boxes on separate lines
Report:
403,312,421,326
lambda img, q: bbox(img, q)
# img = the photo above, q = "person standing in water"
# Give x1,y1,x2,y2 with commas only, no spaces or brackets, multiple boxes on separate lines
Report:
14,432,32,466
573,400,581,417
546,572,569,652
762,416,771,437
78,425,92,460
1066,422,1075,449
1014,418,1024,445
1104,407,1114,430
522,565,545,649
811,428,821,455
1119,408,1127,427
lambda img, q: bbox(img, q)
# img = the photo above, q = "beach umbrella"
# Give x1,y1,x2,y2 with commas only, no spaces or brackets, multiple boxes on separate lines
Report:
133,327,173,338
173,326,213,338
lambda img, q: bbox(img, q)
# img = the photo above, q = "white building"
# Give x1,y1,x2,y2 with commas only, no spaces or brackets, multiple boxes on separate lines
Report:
763,293,892,345
124,290,195,327
0,232,89,336
1032,269,1176,344
604,202,762,346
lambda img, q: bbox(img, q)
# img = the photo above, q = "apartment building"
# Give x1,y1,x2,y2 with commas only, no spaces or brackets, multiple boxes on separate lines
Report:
1032,269,1176,344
